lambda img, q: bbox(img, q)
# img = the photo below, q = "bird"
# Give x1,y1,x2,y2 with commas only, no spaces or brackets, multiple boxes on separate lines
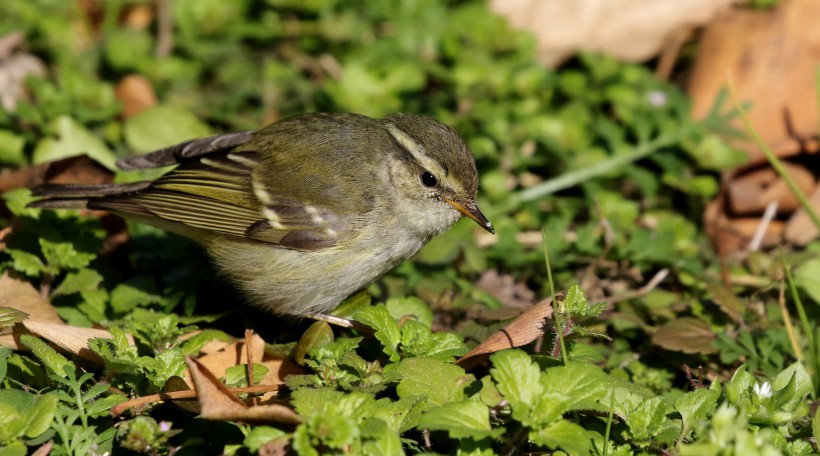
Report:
30,112,493,319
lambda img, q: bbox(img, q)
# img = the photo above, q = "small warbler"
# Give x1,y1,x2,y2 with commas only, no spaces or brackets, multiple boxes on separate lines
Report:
32,113,493,318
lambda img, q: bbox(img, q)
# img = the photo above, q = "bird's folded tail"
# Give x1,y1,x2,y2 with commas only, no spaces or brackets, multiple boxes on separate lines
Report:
28,182,152,210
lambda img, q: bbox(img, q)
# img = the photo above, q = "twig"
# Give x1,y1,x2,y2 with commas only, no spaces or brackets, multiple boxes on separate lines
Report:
778,277,803,361
245,329,259,407
155,0,173,57
603,268,670,306
110,384,282,417
748,200,778,252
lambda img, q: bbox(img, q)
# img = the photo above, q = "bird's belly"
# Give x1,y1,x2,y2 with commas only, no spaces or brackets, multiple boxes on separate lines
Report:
207,234,425,316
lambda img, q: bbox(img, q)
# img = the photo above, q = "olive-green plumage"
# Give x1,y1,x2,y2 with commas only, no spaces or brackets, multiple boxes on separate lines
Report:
31,113,493,316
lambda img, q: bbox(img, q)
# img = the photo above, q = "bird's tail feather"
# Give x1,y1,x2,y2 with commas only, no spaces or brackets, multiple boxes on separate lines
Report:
27,182,152,209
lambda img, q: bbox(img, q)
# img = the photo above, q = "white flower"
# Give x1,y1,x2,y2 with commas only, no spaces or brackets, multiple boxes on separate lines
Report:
753,381,772,399
647,90,667,107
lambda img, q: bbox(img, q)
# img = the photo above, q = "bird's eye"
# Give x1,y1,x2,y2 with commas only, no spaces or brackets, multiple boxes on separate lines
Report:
420,171,437,187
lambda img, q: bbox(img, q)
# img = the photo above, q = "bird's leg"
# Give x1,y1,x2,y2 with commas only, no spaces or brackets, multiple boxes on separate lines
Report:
304,313,355,328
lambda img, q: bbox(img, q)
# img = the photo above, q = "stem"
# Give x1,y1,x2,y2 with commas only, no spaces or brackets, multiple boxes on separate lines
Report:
542,225,568,365
516,125,693,204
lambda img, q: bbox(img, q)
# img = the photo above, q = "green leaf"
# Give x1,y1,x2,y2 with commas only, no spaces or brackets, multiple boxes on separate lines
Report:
725,364,755,407
0,348,10,383
387,358,475,406
770,362,812,412
416,231,463,265
179,329,233,356
85,393,127,417
32,115,117,169
332,290,372,318
0,390,57,444
0,129,26,166
2,188,40,218
354,305,401,362
225,363,268,388
53,268,103,296
793,257,820,305
360,418,403,456
417,400,500,439
0,307,29,329
626,396,674,442
386,296,433,328
243,426,287,453
19,334,72,378
0,439,27,456
399,320,467,359
301,413,360,451
674,388,720,431
813,410,820,453
39,238,96,271
24,393,58,439
143,349,186,389
110,279,164,314
529,419,592,455
123,106,211,154
291,388,346,419
293,321,334,365
6,249,47,277
489,349,542,421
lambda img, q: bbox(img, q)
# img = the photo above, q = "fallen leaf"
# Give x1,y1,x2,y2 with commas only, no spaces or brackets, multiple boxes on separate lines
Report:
492,0,731,67
703,194,784,257
689,0,820,162
163,375,201,414
180,333,304,402
457,296,556,369
476,270,536,310
0,272,61,324
115,74,157,118
186,357,302,424
728,164,814,215
20,320,135,363
651,317,718,354
784,184,820,245
0,44,46,112
182,334,265,387
706,283,744,324
0,154,113,193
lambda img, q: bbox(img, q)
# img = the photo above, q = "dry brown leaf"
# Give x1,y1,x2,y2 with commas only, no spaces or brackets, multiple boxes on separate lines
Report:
703,194,785,257
163,375,201,414
492,0,731,67
457,296,555,369
706,283,744,324
0,154,113,193
180,333,304,399
784,184,820,245
124,4,154,30
186,357,302,424
476,270,536,310
20,320,135,363
0,42,46,112
728,164,815,215
0,272,61,324
651,317,718,354
115,74,157,118
689,0,820,162
181,334,265,388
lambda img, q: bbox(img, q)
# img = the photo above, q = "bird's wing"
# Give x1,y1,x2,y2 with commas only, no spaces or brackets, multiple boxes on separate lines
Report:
89,133,357,251
116,132,255,170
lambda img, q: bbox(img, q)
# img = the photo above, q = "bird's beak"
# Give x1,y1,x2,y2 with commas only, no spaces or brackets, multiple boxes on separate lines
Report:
444,197,494,234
